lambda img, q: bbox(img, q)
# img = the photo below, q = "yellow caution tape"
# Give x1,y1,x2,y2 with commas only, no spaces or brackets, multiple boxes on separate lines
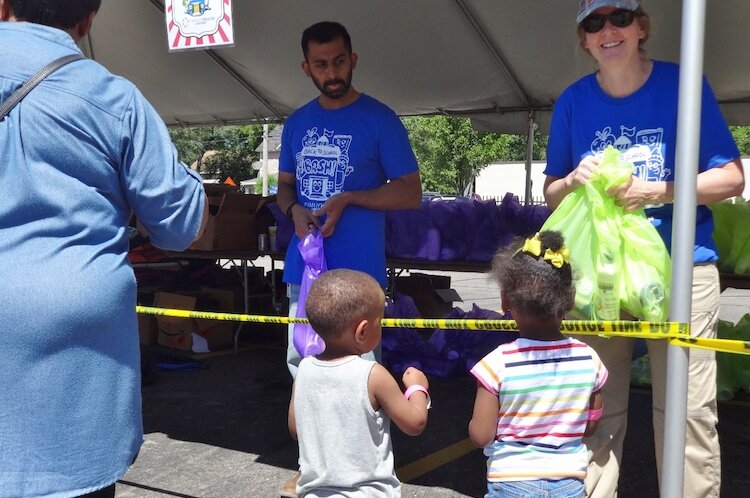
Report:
136,306,750,355
669,336,750,355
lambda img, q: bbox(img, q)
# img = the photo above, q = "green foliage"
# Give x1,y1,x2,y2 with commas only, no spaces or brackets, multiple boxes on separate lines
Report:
254,174,278,195
402,116,547,195
731,126,750,155
168,125,271,182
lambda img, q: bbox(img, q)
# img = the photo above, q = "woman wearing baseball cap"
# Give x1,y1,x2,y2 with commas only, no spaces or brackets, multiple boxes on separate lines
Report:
544,1,744,497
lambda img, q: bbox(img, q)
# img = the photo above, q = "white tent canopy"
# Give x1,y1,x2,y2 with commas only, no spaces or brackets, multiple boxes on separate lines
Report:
83,0,750,134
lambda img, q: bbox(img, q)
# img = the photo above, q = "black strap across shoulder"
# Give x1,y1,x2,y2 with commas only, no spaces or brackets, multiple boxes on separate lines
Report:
0,53,85,121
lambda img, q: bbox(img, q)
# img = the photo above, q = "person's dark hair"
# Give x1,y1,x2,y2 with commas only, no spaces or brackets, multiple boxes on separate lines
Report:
491,231,574,321
305,269,383,340
301,21,352,60
577,7,650,54
8,0,101,29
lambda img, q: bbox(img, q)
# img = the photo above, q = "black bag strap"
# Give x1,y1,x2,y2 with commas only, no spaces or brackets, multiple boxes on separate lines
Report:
0,53,85,121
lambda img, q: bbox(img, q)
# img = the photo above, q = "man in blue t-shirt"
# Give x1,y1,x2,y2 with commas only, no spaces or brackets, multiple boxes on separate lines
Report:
277,21,421,496
278,21,421,375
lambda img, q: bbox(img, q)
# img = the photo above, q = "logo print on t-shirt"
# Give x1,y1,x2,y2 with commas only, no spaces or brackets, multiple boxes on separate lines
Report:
296,127,353,206
590,125,671,182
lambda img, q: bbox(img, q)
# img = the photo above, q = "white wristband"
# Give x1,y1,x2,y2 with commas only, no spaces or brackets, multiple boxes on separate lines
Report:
403,384,432,409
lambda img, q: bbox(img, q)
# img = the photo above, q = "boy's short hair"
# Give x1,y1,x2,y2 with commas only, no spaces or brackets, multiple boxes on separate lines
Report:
301,21,352,60
305,269,383,340
8,0,101,29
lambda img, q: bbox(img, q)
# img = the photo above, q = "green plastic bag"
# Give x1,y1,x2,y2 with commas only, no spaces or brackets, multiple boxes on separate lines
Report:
541,146,671,321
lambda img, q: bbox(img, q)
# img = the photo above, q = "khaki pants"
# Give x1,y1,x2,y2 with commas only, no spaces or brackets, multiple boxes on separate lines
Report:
581,264,721,498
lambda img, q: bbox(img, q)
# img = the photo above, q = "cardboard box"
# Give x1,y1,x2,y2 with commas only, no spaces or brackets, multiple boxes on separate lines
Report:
190,184,275,251
155,292,197,351
154,288,238,352
191,287,237,351
394,273,462,318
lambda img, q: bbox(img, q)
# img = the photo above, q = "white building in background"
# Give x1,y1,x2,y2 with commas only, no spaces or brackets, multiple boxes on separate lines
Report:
474,161,548,205
475,158,750,205
241,125,282,194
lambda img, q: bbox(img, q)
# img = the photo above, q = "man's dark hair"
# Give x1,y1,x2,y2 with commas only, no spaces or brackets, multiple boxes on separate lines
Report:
301,21,352,60
8,0,101,29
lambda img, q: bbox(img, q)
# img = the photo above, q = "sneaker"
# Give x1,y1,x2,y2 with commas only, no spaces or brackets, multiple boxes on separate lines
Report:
279,470,300,498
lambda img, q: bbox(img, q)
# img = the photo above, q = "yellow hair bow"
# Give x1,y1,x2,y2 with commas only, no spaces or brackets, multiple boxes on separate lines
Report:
521,233,542,257
544,246,570,268
520,233,570,268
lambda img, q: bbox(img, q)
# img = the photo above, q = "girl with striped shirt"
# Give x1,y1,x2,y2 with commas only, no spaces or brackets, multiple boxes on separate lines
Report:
469,231,608,498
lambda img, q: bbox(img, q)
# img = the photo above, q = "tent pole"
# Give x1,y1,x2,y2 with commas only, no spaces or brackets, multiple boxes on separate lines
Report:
524,111,534,205
261,123,269,197
661,0,706,496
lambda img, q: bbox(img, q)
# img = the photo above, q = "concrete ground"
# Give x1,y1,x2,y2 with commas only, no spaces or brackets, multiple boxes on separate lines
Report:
117,271,750,498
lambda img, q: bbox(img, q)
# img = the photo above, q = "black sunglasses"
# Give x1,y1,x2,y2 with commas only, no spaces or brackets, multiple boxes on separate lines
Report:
580,9,637,34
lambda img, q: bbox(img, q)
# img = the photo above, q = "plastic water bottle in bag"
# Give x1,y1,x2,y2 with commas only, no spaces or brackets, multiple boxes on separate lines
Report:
595,254,620,321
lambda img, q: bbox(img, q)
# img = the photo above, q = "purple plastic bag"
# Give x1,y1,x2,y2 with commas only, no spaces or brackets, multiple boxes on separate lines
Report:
385,202,433,259
293,230,327,357
427,305,518,377
381,293,427,373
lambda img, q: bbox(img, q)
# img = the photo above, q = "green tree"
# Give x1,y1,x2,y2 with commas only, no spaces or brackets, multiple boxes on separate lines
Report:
731,126,750,155
403,116,547,195
169,125,270,183
253,174,278,195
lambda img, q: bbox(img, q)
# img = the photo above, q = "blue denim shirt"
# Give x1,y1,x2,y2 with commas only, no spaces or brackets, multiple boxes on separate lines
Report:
0,22,205,497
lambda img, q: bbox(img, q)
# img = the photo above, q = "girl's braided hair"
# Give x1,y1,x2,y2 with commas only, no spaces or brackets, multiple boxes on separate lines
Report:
490,230,574,321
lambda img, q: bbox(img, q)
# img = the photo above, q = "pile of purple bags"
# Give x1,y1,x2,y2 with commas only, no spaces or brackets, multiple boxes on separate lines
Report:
386,194,551,262
382,294,519,378
269,193,551,262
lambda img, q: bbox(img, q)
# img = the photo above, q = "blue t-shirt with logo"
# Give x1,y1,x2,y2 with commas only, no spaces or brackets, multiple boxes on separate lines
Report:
545,60,739,263
280,94,419,286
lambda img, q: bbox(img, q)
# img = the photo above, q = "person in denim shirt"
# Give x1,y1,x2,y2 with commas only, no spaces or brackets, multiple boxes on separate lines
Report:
0,1,207,497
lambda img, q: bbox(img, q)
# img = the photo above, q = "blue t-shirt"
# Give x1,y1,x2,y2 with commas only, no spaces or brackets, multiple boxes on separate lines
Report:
545,60,739,263
280,94,419,286
0,23,205,497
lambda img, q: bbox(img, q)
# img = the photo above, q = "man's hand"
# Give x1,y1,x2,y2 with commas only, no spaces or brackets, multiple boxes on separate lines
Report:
290,203,320,239
312,192,351,237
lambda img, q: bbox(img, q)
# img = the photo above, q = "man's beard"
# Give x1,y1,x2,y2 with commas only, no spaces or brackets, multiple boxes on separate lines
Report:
313,71,353,100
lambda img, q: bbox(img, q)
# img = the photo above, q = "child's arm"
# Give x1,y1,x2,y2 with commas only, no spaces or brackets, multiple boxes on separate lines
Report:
584,389,604,437
468,381,499,447
288,382,297,441
370,365,429,436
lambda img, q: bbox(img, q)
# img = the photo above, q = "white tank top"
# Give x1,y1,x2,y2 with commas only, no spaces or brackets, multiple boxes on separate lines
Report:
295,355,401,497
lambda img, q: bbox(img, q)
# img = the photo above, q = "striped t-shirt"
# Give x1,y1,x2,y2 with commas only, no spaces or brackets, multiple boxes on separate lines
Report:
470,337,608,482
